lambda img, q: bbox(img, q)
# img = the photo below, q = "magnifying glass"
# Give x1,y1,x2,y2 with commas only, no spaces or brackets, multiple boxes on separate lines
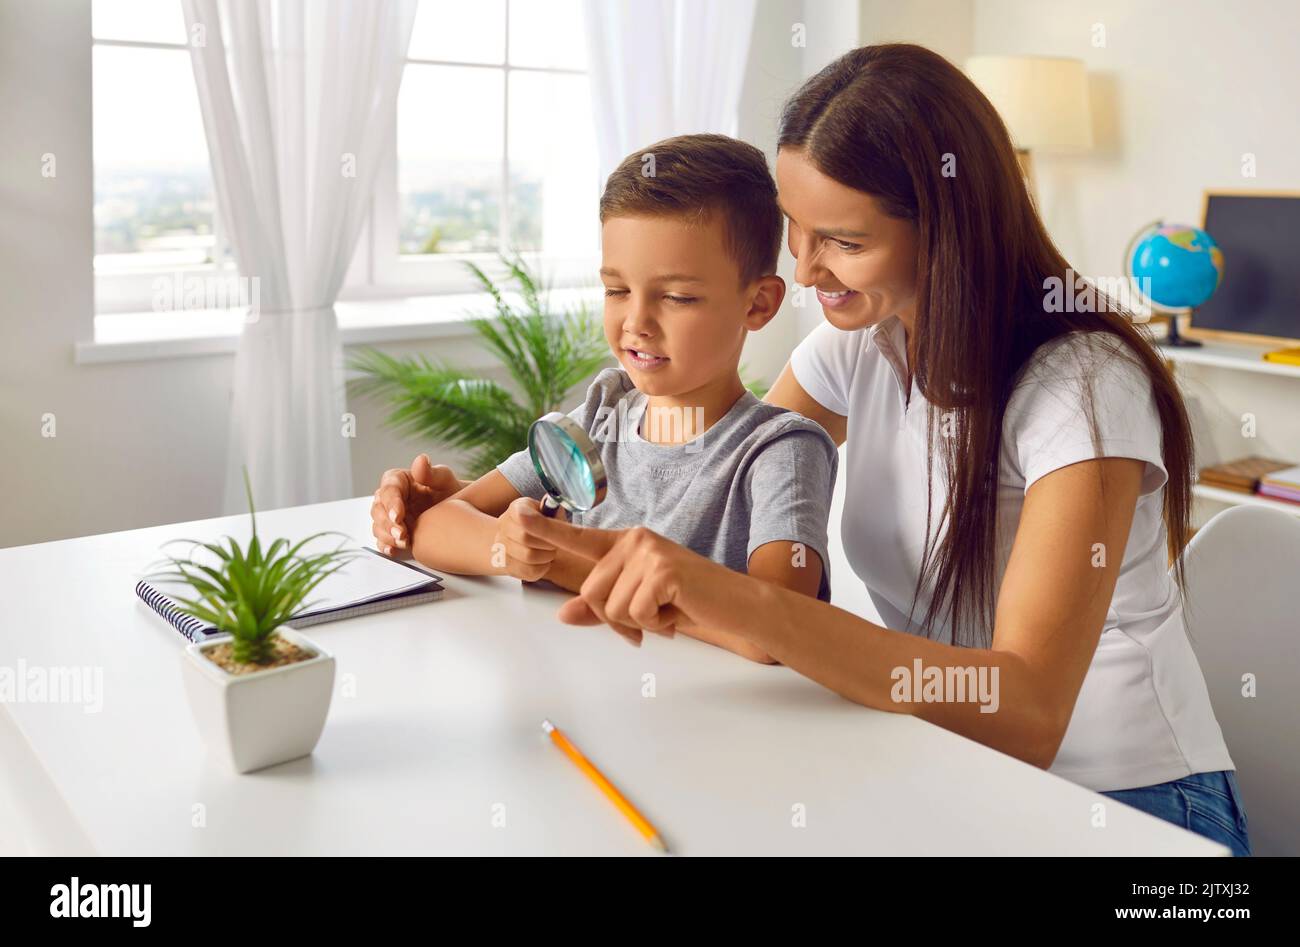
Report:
527,412,608,518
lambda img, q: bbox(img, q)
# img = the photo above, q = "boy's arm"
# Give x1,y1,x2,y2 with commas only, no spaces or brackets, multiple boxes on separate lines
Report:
674,542,823,664
410,468,597,591
536,547,596,593
411,470,521,575
677,425,836,664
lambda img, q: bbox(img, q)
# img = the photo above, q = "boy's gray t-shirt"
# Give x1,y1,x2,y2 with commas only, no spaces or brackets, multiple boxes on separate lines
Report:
497,368,838,601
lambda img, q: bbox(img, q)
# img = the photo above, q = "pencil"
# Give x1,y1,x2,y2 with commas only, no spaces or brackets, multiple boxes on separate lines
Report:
542,719,669,853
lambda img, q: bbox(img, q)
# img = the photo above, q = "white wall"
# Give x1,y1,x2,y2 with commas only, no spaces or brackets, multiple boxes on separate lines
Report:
861,0,972,67
789,0,863,339
736,0,814,381
839,0,1300,518
973,0,1300,286
971,0,1300,509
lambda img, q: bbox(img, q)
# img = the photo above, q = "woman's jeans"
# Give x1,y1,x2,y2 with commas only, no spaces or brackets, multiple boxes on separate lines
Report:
1101,769,1252,856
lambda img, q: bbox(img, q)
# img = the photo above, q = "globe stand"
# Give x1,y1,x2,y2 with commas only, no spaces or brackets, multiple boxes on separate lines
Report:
1156,313,1203,348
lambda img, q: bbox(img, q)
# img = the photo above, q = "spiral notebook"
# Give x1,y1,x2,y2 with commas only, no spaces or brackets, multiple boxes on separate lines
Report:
136,548,444,644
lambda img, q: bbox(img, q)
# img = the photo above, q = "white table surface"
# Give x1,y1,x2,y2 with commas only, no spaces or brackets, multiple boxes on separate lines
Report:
0,496,1228,856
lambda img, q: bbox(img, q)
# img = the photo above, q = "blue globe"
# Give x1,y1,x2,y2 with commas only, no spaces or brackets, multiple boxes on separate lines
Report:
1126,223,1224,311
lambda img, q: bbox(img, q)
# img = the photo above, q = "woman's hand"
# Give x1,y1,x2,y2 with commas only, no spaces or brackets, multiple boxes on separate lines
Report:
370,454,464,555
514,504,739,646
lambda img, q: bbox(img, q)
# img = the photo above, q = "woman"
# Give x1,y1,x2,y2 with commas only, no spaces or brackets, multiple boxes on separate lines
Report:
370,45,1250,855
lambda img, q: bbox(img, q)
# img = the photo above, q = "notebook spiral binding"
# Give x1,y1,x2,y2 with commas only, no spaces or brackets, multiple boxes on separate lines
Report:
135,579,214,642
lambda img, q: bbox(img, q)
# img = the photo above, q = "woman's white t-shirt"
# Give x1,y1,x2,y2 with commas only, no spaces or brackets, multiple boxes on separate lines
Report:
791,316,1233,792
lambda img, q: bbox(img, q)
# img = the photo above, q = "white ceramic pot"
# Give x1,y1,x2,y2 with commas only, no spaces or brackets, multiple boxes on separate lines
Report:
181,626,335,774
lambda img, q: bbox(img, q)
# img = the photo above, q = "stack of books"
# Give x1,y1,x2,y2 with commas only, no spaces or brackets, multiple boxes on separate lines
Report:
1258,465,1300,505
1198,456,1295,495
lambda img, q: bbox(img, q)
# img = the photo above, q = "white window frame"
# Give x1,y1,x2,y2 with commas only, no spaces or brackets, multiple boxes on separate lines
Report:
90,0,599,317
349,0,599,300
90,31,236,315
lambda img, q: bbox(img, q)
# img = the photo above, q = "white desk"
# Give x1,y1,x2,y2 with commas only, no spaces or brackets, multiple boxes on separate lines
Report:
0,497,1228,856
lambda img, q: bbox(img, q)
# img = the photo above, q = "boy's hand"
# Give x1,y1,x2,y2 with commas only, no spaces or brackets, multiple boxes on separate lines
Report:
514,516,707,645
493,497,566,582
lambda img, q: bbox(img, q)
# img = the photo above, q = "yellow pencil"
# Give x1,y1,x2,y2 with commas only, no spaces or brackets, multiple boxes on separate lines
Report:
542,719,669,853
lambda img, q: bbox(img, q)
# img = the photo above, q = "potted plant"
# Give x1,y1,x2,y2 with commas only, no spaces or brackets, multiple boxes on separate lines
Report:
146,470,360,773
347,255,770,477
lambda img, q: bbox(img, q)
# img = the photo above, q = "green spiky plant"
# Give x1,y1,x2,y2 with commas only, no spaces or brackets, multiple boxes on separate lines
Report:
347,255,771,473
347,256,611,477
145,468,361,666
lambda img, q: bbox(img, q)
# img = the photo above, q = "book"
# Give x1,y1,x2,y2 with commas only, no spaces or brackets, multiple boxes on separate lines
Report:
1260,464,1300,492
136,547,444,643
1197,456,1295,494
1258,482,1300,505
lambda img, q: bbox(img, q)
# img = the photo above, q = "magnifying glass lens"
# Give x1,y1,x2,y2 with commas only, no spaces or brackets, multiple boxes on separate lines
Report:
530,421,599,511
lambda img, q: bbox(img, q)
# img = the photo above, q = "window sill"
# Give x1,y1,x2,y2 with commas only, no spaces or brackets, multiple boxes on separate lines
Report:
73,287,603,366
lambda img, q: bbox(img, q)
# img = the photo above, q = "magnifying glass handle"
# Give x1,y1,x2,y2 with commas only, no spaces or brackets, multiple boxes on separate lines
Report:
540,495,562,518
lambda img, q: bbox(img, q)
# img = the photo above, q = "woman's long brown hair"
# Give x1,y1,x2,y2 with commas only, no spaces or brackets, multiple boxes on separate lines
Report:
779,44,1194,648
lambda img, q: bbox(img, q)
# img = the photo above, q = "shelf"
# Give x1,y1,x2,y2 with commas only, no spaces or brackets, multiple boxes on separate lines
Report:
1158,337,1300,379
1193,483,1300,516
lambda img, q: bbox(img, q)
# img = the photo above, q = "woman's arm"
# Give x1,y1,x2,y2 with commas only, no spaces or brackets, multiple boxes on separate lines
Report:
539,528,826,665
517,456,1144,770
744,457,1142,767
764,361,849,446
546,542,822,663
674,541,823,665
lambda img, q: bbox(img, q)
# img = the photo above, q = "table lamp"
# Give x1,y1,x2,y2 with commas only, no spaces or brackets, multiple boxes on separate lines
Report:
965,55,1093,202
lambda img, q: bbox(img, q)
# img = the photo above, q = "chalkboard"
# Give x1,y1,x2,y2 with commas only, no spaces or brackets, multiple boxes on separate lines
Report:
1190,192,1300,343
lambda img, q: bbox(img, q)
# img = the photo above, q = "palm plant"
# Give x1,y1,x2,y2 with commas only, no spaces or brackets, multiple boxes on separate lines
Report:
146,469,361,665
347,256,611,477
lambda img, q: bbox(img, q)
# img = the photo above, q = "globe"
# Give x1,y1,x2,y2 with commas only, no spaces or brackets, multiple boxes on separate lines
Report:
1125,222,1225,312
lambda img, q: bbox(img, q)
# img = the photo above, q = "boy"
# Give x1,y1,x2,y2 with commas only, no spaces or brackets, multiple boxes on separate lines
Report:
411,134,837,663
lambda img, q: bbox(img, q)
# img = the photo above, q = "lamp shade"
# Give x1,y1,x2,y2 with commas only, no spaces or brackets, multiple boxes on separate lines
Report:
965,55,1093,151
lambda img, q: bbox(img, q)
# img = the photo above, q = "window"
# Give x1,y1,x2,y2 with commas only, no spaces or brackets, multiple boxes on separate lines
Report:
91,0,227,313
89,0,599,316
373,0,599,292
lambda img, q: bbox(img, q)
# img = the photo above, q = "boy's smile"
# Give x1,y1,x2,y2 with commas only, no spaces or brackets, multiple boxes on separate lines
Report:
624,347,671,370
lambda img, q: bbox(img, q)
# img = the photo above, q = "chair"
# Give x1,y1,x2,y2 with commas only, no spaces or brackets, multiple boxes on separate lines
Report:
1178,504,1300,856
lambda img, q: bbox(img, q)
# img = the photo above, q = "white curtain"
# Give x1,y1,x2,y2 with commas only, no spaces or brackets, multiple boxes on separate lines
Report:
582,0,758,183
182,0,417,514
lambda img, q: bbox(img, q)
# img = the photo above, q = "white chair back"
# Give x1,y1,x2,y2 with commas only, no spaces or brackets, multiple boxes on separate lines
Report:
1180,504,1300,856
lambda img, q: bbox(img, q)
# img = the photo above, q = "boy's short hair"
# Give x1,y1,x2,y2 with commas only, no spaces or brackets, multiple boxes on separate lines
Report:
599,133,781,285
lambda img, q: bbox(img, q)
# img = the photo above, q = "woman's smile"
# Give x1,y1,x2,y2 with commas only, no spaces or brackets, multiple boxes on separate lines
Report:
815,287,860,309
